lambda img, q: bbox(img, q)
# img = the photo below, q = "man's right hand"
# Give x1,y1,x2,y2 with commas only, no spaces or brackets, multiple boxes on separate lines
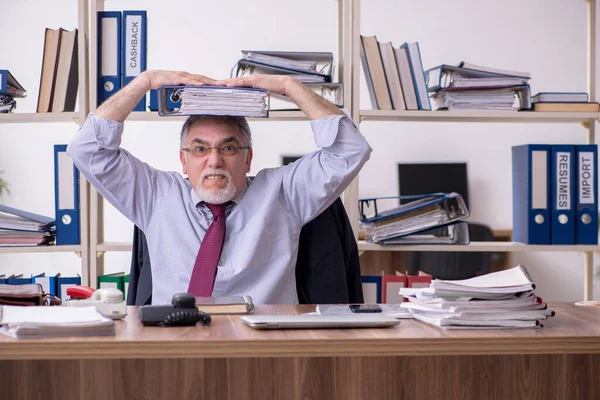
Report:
143,70,218,91
95,69,218,122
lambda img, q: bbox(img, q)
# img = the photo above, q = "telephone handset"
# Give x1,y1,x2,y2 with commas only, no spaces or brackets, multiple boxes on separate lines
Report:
64,286,127,319
139,293,212,327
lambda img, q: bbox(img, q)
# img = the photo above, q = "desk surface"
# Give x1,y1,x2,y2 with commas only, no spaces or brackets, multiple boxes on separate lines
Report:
1,302,600,360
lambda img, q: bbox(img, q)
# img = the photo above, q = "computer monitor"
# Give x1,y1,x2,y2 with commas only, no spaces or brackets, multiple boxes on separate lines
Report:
397,163,469,209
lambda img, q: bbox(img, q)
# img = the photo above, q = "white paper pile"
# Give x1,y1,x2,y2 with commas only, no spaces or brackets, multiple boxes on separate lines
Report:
400,265,554,329
177,87,269,118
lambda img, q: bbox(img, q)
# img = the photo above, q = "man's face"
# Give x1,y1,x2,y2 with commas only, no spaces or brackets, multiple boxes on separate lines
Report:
180,119,252,204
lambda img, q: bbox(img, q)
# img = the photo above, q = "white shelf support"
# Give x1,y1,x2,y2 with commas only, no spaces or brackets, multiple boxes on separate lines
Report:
587,0,597,103
584,251,594,301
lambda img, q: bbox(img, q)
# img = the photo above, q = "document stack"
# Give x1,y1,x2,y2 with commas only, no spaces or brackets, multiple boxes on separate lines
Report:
0,204,56,247
358,192,470,245
399,265,555,329
157,86,269,118
231,50,344,111
425,62,531,111
0,70,26,113
0,305,115,339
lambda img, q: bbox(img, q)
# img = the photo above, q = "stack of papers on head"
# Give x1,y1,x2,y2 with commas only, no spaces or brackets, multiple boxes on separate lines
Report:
0,305,115,339
157,86,269,118
399,265,554,329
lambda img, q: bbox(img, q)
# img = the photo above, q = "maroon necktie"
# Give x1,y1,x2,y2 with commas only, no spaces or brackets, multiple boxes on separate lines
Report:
187,202,229,296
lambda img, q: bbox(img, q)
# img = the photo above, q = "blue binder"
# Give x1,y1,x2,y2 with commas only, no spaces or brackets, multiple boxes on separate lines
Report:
575,144,598,244
33,273,58,296
149,88,179,112
551,145,576,244
57,274,81,300
97,11,122,106
0,69,25,95
54,145,80,245
7,274,31,285
361,275,382,304
122,11,147,111
512,144,551,245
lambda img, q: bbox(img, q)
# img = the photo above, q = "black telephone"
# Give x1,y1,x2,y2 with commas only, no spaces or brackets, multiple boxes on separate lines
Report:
140,293,211,327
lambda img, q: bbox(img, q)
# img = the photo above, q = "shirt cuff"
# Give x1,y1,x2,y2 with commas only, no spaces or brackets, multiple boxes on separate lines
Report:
310,108,355,148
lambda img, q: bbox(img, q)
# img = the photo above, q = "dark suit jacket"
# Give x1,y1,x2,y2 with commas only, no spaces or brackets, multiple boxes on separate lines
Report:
127,198,363,305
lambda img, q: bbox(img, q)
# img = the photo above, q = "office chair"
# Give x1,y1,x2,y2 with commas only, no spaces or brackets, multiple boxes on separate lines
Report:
127,198,364,305
405,222,495,280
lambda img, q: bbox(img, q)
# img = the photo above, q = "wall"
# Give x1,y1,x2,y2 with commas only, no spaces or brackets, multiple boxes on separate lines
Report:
0,0,598,302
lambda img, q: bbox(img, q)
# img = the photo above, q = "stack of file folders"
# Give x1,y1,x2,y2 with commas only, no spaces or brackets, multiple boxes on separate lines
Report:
0,204,56,247
399,265,555,329
358,192,470,245
425,62,532,111
231,50,344,110
157,86,269,118
0,70,26,113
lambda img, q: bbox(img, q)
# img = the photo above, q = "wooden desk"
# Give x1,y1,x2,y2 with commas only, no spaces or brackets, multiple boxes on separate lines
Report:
1,303,599,400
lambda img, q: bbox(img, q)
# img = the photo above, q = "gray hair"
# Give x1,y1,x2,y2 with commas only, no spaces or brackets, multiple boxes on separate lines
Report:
180,116,252,148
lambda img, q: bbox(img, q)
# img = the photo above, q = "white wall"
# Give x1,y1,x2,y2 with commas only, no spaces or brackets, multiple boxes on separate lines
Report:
0,0,598,301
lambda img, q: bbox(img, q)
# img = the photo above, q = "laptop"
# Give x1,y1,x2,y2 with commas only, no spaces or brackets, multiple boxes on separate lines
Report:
240,314,401,330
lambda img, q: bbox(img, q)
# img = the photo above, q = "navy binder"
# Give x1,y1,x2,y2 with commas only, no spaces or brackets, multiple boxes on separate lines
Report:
512,144,551,245
551,145,576,244
97,11,122,106
122,11,147,111
54,145,80,245
575,144,598,244
0,70,26,96
57,274,81,300
149,88,179,112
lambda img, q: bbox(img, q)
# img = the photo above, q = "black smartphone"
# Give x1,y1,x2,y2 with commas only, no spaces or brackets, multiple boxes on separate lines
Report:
349,304,382,313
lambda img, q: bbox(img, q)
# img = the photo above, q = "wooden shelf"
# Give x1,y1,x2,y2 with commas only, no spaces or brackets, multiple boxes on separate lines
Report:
125,110,308,122
358,240,600,253
359,110,600,124
0,112,79,124
0,245,82,254
96,242,132,252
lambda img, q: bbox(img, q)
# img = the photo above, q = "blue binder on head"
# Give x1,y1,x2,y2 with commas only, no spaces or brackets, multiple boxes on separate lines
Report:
54,145,80,245
97,11,122,106
512,144,551,245
575,144,598,244
122,11,147,111
551,145,576,244
149,88,179,112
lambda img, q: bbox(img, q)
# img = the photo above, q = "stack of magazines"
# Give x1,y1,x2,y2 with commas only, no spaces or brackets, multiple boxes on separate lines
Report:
425,62,531,111
358,192,470,245
0,204,55,247
157,86,269,118
399,265,555,329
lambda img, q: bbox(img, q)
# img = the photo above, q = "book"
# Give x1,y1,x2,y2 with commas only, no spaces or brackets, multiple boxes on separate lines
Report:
195,295,254,314
51,28,78,112
533,102,600,112
37,28,62,113
532,92,588,103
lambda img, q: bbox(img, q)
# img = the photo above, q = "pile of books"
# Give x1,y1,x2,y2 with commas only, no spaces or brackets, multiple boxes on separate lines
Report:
0,204,56,247
531,92,599,112
231,50,344,111
358,192,470,245
359,35,430,111
425,62,531,111
399,265,555,329
0,70,26,113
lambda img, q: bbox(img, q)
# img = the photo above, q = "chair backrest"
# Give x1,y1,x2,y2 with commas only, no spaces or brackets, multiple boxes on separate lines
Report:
405,222,495,280
128,197,363,305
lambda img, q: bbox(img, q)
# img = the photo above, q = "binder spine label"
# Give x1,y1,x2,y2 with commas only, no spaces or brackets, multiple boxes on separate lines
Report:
579,152,595,204
125,15,142,76
532,150,548,209
556,151,571,210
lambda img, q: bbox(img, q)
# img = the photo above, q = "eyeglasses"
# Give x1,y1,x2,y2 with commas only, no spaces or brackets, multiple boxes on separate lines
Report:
181,145,250,158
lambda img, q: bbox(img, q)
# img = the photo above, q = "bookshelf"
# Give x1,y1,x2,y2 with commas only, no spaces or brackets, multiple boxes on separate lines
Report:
85,0,354,288
351,0,600,301
0,0,91,285
79,0,600,302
